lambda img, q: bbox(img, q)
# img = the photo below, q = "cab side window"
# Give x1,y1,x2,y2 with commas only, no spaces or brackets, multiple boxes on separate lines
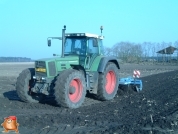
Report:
88,38,99,54
98,39,104,55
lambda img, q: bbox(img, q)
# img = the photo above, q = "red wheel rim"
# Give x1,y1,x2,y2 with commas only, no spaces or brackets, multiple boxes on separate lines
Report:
69,79,83,103
105,71,116,94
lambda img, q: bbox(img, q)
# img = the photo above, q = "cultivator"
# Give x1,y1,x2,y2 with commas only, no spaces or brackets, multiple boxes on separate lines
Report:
119,70,143,92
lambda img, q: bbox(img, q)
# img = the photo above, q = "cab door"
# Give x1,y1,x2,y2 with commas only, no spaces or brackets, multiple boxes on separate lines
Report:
85,38,99,69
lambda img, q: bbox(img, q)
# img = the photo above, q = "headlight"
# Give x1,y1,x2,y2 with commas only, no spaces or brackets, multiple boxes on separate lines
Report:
35,68,46,72
41,77,46,80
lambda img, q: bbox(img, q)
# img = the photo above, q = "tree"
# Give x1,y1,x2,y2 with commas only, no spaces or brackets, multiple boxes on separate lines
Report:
112,42,143,63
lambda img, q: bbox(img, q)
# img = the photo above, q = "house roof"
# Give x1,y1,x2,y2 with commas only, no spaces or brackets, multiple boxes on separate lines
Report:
156,46,178,54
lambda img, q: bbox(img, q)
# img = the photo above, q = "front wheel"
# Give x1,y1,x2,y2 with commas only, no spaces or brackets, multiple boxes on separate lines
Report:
54,69,86,109
97,63,119,100
16,68,45,103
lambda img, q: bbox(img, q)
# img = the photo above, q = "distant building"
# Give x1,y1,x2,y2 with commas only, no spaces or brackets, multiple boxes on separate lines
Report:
156,46,178,62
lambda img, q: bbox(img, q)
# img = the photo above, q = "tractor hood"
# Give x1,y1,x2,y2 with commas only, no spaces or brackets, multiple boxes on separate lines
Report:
35,56,79,78
36,56,79,64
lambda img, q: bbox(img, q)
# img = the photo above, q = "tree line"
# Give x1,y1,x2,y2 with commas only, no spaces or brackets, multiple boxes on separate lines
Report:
104,41,178,63
0,57,33,62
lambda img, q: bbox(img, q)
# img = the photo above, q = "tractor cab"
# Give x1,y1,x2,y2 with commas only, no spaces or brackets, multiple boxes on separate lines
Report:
47,26,105,69
64,33,104,55
64,33,104,68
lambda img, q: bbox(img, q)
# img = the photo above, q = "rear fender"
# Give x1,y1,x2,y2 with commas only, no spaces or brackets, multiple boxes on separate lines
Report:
97,56,120,73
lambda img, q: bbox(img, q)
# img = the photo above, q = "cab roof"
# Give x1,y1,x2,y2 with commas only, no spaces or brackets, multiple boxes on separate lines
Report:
65,33,104,39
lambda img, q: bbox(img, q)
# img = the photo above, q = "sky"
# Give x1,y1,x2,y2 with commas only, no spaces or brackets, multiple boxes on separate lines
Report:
0,0,178,60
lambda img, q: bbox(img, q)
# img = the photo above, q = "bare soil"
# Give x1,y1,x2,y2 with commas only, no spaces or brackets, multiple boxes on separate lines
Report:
0,62,178,134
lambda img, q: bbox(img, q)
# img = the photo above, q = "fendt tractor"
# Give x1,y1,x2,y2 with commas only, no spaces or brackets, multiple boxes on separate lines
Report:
16,25,120,109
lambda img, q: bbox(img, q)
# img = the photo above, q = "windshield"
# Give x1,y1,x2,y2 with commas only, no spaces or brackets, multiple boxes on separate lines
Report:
64,37,87,55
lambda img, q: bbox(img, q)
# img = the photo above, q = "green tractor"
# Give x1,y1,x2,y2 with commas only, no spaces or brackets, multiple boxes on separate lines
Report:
16,26,120,108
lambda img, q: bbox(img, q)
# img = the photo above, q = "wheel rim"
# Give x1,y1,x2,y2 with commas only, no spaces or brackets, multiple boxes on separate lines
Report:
105,71,116,94
69,79,83,103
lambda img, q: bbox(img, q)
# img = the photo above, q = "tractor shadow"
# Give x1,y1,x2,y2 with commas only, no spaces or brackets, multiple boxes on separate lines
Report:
41,96,59,107
43,92,100,107
3,90,21,101
2,83,103,107
2,83,21,101
86,91,98,100
2,83,58,106
3,89,59,107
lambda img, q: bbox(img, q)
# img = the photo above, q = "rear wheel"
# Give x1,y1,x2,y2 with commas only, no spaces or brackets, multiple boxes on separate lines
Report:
97,63,119,100
16,68,44,103
54,69,86,108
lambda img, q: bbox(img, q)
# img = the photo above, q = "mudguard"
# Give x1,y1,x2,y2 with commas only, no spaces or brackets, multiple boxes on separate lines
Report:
97,56,120,73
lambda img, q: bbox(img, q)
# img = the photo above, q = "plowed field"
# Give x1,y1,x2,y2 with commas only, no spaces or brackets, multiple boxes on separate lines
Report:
0,63,178,134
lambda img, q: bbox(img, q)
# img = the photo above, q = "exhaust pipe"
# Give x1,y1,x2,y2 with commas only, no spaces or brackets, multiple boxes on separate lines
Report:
62,25,66,58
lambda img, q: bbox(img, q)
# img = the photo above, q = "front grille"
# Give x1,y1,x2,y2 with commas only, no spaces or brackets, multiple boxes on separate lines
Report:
35,61,47,77
35,61,46,68
36,71,47,77
48,61,56,76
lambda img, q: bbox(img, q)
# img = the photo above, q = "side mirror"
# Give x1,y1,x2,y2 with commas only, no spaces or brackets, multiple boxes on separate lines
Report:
48,40,51,47
93,39,98,47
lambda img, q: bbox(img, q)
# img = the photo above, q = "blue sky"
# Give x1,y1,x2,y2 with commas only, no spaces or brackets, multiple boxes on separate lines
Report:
0,0,178,59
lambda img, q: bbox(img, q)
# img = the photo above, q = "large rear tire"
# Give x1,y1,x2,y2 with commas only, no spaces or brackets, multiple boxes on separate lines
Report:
97,63,119,100
16,68,44,103
54,69,86,109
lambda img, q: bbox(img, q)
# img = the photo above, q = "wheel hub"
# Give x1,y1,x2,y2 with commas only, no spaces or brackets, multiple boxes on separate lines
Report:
105,71,116,94
69,86,76,94
69,79,83,103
